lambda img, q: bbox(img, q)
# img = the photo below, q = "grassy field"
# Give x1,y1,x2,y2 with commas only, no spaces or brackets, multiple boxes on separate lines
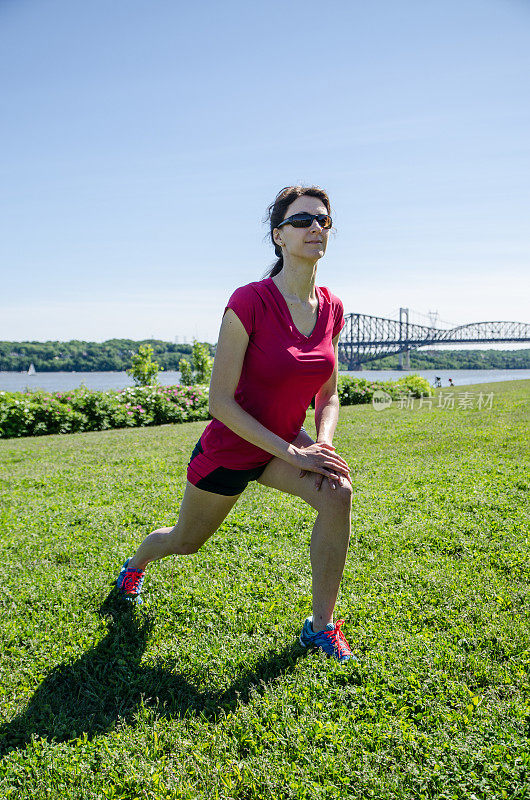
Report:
0,379,529,800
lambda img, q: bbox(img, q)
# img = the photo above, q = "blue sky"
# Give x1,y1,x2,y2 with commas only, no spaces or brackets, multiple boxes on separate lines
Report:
1,0,529,344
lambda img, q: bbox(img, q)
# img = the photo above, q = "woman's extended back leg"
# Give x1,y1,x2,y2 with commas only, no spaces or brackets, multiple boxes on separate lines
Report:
127,482,242,570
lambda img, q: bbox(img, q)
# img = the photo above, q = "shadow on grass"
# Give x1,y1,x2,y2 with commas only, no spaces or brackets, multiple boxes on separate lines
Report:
0,590,305,756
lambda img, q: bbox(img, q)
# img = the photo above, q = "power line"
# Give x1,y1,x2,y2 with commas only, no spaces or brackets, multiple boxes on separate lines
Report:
408,307,460,329
354,307,460,328
377,308,400,321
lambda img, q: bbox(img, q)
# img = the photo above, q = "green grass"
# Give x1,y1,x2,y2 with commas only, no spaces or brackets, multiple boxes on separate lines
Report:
0,379,529,800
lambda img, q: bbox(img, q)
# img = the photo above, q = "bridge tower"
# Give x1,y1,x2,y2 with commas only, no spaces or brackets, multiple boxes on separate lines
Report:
398,307,410,370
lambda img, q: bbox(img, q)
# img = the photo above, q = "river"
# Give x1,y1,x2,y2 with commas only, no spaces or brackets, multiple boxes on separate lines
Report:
1,369,529,393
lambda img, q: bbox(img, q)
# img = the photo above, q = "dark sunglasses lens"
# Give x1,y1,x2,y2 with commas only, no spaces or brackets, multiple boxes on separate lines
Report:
283,213,333,228
289,214,313,227
291,214,332,228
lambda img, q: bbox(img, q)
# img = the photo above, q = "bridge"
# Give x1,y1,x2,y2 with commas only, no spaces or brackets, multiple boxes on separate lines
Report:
339,309,530,370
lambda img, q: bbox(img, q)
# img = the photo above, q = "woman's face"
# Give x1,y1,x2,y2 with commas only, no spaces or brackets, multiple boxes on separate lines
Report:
273,195,331,263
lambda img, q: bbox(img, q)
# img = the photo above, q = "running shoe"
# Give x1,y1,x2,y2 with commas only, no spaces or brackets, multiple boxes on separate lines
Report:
299,616,357,663
115,557,145,604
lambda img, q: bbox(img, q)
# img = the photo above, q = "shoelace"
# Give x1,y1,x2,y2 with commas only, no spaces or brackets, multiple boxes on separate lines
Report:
121,568,144,594
322,619,352,658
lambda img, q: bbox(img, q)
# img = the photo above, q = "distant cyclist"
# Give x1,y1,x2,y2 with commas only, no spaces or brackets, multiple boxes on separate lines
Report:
116,185,355,663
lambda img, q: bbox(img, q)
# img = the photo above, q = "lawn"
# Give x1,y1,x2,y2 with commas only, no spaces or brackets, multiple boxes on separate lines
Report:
0,380,529,799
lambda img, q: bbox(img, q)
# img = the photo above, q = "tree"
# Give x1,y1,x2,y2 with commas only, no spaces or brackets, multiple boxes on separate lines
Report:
126,344,161,386
191,339,213,384
179,357,193,386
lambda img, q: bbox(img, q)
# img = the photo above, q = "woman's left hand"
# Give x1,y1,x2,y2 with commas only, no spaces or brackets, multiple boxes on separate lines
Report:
298,443,349,490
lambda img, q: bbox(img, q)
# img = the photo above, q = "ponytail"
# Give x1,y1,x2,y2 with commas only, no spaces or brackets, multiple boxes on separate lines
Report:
265,250,284,278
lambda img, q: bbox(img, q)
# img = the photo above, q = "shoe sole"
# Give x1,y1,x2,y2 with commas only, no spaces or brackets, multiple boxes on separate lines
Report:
115,587,143,605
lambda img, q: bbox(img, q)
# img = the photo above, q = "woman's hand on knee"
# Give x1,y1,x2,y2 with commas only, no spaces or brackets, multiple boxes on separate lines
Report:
288,442,351,485
299,469,342,491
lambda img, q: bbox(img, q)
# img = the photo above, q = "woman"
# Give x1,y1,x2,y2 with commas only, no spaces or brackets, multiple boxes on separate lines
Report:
116,185,355,663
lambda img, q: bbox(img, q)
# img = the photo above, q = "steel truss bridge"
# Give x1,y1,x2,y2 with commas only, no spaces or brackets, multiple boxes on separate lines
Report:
339,313,530,370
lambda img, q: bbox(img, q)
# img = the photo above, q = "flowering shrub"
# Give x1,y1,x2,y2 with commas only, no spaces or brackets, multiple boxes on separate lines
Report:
0,375,433,439
0,384,209,439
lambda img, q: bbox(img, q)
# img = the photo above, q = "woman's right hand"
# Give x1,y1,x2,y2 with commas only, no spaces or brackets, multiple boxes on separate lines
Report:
287,442,351,484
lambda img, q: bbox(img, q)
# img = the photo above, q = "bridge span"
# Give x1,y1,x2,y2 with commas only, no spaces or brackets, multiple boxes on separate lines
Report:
339,311,530,370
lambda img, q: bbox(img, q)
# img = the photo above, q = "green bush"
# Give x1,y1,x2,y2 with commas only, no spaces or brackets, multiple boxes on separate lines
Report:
0,384,209,439
394,373,433,397
0,374,434,439
335,374,433,407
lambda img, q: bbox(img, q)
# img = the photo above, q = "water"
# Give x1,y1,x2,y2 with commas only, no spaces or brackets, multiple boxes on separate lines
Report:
343,368,530,388
1,368,529,394
0,370,184,393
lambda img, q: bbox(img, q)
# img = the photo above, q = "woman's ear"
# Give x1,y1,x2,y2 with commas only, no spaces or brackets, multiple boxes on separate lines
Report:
273,229,283,248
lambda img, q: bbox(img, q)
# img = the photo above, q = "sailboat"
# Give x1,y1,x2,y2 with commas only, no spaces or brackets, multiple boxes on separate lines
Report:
27,363,36,376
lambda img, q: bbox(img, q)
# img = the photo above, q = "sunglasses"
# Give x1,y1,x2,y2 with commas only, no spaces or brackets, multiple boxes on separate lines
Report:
276,212,332,230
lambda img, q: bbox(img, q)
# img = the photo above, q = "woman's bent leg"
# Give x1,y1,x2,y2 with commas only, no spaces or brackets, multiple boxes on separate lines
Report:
256,430,352,633
308,498,351,632
127,481,241,570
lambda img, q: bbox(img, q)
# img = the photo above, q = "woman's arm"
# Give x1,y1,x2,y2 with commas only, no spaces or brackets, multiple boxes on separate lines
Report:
209,310,350,481
303,334,352,489
314,333,341,445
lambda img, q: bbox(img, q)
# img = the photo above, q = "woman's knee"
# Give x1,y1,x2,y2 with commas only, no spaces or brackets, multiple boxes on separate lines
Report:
312,478,352,514
172,540,202,555
166,529,202,555
164,523,216,556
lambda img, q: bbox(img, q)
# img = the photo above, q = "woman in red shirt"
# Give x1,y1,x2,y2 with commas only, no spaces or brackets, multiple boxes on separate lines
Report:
116,185,355,663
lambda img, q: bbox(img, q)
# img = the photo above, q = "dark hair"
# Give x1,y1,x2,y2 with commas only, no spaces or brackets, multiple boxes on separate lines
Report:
262,185,332,278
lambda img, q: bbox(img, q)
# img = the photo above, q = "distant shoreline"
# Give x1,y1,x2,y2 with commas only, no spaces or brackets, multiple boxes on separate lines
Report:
2,365,530,374
1,341,529,374
2,368,530,395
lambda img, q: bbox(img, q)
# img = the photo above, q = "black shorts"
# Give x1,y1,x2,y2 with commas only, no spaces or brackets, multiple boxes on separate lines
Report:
186,437,269,496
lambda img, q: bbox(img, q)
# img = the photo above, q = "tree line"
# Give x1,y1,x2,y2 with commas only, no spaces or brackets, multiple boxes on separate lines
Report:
360,348,530,371
0,339,528,372
0,339,213,372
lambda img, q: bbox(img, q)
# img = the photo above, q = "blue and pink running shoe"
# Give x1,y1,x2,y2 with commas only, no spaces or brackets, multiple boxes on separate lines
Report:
115,557,145,604
299,617,357,663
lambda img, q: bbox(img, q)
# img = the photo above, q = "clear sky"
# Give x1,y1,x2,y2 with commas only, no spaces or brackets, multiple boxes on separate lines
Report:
1,0,529,344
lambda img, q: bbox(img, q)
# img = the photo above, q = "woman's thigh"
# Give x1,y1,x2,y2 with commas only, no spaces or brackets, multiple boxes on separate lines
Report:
172,480,242,553
256,429,352,513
